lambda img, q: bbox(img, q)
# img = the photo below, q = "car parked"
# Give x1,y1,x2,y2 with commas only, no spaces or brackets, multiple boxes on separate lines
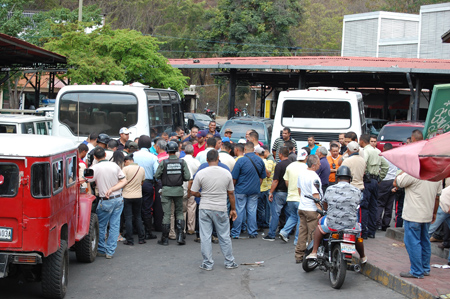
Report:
0,114,53,135
185,112,221,131
376,121,424,151
220,116,273,146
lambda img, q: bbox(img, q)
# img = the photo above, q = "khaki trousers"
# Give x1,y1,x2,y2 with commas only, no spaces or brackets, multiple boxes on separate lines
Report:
295,209,318,261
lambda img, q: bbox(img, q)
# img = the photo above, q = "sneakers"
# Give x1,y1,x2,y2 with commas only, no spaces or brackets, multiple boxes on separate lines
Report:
96,252,106,257
117,234,125,242
430,236,443,242
400,272,424,279
225,262,239,269
212,236,219,244
194,237,201,243
295,258,303,264
263,235,275,241
248,235,257,239
360,256,368,264
199,264,213,271
279,233,289,243
306,253,317,260
424,272,430,276
105,254,113,259
231,236,240,239
187,230,195,235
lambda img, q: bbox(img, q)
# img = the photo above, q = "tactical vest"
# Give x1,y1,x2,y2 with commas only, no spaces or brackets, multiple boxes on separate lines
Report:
161,158,183,187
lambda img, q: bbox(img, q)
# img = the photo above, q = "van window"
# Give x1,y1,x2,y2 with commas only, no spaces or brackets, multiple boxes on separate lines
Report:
0,124,17,133
0,163,19,197
31,163,50,198
36,122,48,135
52,160,64,194
66,156,77,186
21,122,35,134
282,100,351,129
59,92,138,136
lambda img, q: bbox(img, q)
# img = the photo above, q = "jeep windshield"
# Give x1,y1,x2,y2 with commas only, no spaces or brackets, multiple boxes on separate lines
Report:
0,163,19,197
225,121,265,140
378,126,422,142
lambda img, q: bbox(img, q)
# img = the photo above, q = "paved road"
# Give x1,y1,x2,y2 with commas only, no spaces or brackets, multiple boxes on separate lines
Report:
1,232,406,299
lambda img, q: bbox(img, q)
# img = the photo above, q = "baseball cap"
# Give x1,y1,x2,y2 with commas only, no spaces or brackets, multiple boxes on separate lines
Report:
297,149,308,161
222,137,230,142
347,141,359,153
238,139,246,144
119,127,130,134
197,130,207,138
255,147,265,154
128,141,138,150
225,128,233,133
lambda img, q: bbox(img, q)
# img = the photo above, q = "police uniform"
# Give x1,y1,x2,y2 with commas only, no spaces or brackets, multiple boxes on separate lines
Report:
155,152,191,245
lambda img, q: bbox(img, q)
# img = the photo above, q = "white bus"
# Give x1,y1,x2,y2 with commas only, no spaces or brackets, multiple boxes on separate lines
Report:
271,87,366,150
52,82,185,143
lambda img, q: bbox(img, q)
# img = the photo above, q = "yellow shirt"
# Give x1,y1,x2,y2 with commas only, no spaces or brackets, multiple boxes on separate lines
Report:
283,161,307,202
261,159,275,192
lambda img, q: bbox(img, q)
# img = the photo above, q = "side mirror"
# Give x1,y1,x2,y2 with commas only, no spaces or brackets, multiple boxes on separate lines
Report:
187,119,194,130
84,168,94,180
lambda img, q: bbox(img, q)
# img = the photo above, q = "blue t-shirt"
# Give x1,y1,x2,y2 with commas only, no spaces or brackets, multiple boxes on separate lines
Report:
193,162,230,204
310,144,319,155
231,152,266,195
316,156,330,186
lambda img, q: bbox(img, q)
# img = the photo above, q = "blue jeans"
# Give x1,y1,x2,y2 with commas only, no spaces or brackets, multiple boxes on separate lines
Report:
428,206,450,263
97,197,124,256
257,190,270,228
231,193,259,237
404,220,431,277
199,209,235,269
280,201,300,242
268,191,287,238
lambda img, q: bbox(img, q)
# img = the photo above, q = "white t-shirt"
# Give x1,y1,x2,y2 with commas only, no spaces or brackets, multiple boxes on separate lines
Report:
219,151,236,172
89,160,125,198
297,169,322,211
191,166,234,212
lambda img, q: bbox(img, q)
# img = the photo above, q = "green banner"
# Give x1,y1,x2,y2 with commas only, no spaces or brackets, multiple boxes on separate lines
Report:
423,84,450,139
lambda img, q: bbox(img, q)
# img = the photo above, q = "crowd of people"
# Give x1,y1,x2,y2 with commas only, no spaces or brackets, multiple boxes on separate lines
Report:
78,121,450,275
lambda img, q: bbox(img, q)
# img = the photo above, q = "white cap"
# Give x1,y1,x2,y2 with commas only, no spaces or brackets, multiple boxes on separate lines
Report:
347,141,359,153
119,127,130,134
297,149,308,161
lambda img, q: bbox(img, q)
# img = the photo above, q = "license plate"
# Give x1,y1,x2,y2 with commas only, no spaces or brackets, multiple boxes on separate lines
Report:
341,243,356,254
0,228,12,242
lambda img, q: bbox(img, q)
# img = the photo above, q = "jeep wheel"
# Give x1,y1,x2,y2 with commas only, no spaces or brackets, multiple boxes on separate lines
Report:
41,239,69,299
75,213,99,263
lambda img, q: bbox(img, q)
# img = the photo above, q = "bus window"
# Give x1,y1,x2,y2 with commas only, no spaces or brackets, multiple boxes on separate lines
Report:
160,93,170,102
58,92,138,136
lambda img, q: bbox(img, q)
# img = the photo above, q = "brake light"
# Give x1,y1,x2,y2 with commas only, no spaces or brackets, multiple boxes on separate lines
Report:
14,255,37,264
344,233,356,242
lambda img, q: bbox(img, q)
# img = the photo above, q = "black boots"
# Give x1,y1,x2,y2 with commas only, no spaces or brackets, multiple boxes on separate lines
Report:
158,224,170,246
176,220,186,245
144,217,157,240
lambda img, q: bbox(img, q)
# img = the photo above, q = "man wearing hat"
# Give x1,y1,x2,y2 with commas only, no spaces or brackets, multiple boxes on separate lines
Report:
193,130,207,157
341,141,366,193
117,127,131,152
224,128,233,142
123,140,139,155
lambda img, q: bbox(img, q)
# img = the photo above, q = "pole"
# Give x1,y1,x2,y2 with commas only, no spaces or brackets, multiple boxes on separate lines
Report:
78,0,83,22
217,84,220,117
228,69,237,119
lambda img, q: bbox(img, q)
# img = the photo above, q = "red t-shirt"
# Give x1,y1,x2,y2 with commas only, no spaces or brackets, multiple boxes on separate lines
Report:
193,143,206,157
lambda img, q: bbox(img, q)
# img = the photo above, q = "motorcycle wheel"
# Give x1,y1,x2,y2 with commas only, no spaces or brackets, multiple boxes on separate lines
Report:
329,244,347,289
302,247,318,272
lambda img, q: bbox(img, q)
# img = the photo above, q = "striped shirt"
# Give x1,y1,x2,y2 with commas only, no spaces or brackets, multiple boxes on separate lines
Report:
272,137,298,162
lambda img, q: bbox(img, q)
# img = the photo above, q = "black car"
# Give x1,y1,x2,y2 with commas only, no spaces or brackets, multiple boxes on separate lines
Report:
184,113,221,132
219,116,273,146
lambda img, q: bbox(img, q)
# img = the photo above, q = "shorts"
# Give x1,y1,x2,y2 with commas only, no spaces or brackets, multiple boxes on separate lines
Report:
318,216,361,235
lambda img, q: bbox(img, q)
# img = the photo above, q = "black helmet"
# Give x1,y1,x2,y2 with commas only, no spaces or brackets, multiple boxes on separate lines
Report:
97,133,111,145
166,141,178,153
336,165,352,179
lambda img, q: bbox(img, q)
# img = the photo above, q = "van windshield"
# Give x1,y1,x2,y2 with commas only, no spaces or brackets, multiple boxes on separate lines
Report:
282,100,351,129
59,92,138,137
224,122,265,140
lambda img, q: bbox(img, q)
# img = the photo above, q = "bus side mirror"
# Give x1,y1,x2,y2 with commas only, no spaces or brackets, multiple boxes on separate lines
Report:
84,169,94,180
187,119,194,130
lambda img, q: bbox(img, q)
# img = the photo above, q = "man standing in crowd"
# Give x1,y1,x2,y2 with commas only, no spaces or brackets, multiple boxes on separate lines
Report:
117,127,131,151
264,146,291,241
191,150,238,271
359,134,388,239
272,127,297,162
247,131,261,152
155,139,169,162
88,147,127,259
339,133,347,155
377,143,398,231
132,135,159,240
78,143,89,191
155,141,191,246
219,141,236,172
196,137,216,165
84,132,98,153
295,154,321,263
370,135,378,149
394,170,441,278
223,128,233,142
327,143,341,186
256,147,275,230
316,146,330,194
284,140,297,162
183,144,201,235
278,149,308,243
411,129,423,142
231,142,266,238
234,144,245,161
122,155,146,245
193,130,207,157
204,121,220,138
183,125,199,142
341,141,366,198
307,136,319,155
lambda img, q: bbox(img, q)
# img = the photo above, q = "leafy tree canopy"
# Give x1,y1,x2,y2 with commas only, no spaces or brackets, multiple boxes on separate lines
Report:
44,24,188,93
0,0,32,37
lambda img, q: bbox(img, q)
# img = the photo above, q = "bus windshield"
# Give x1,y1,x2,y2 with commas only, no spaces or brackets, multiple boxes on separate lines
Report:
282,99,351,129
58,92,138,137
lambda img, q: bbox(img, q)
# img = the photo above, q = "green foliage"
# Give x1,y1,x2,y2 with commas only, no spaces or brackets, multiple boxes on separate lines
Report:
199,0,303,57
0,0,33,37
381,0,449,13
43,24,188,93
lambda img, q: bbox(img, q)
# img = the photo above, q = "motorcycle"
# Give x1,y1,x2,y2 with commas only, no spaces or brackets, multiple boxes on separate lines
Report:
241,103,249,117
234,106,241,117
302,188,362,289
204,102,215,120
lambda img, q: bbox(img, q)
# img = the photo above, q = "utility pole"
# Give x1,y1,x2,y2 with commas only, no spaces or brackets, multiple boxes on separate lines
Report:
78,0,83,22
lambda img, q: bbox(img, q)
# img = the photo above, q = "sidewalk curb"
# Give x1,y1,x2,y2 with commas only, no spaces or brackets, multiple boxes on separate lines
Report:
360,260,437,299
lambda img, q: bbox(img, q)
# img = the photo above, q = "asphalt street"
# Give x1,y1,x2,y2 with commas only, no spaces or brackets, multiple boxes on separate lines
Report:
1,232,406,299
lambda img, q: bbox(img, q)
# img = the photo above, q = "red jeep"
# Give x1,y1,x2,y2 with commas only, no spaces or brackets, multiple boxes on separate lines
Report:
376,121,424,151
0,134,98,298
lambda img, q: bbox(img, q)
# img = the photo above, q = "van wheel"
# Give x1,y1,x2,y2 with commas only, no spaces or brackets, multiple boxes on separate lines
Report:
41,239,68,299
75,213,99,263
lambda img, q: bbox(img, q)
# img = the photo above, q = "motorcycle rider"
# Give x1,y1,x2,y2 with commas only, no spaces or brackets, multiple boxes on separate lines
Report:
306,166,367,263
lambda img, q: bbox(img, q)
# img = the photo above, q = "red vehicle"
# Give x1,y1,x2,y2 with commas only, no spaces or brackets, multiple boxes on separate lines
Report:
376,121,424,151
0,134,98,299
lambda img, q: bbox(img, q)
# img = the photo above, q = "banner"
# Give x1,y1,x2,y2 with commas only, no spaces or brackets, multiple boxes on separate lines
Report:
423,84,450,139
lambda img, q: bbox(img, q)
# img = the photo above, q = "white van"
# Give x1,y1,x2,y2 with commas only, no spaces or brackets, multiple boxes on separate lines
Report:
271,87,366,150
0,115,53,135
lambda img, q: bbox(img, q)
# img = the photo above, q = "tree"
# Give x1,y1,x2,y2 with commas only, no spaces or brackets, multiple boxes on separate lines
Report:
43,24,188,93
199,0,303,57
381,0,449,13
0,0,33,37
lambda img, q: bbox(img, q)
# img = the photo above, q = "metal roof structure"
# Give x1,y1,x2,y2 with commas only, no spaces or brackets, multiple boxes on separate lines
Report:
443,29,450,43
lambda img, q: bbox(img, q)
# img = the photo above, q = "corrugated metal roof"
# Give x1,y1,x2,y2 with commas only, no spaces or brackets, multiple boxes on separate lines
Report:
169,56,450,74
